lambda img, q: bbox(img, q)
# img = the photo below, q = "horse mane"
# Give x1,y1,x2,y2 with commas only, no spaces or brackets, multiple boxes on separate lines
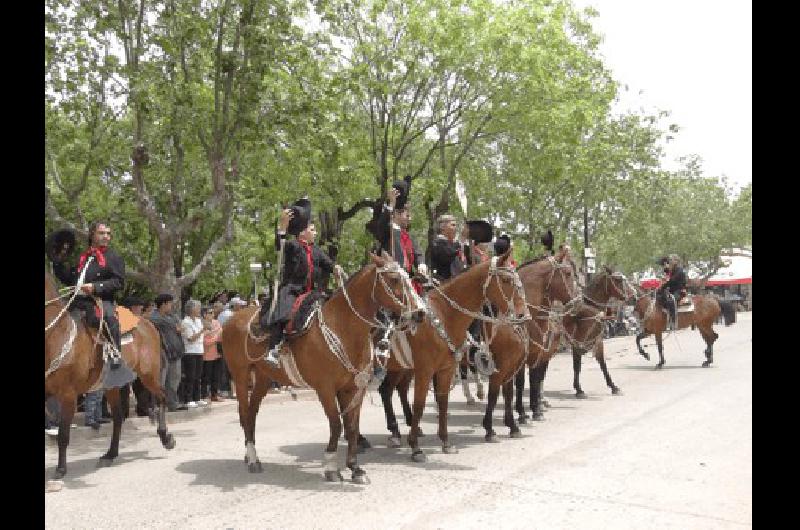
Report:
517,254,550,271
327,262,373,300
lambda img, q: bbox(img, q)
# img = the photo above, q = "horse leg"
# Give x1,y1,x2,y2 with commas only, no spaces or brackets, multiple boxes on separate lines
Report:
655,332,665,369
530,364,545,420
514,368,528,423
636,331,650,360
502,379,522,438
243,370,270,473
318,389,344,482
230,366,256,469
407,371,432,462
378,372,403,448
596,343,621,395
434,368,457,454
699,324,717,367
397,373,419,433
459,362,475,405
474,364,485,400
99,387,124,466
338,389,369,485
482,378,501,442
139,366,175,450
538,359,552,409
54,396,76,479
573,349,586,398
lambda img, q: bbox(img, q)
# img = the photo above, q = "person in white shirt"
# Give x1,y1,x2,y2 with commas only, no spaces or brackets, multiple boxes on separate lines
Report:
181,299,207,408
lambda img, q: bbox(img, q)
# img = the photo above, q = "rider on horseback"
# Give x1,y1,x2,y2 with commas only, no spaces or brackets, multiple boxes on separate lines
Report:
367,177,428,359
262,199,335,367
657,254,687,331
51,221,136,386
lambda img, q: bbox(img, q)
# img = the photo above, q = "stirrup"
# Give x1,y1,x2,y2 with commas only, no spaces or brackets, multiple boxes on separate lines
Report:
375,338,391,358
264,343,282,367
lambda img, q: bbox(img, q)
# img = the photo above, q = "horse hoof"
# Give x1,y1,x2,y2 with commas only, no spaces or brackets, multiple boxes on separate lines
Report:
532,412,544,421
541,399,551,408
466,397,476,406
357,437,371,453
655,363,664,370
485,433,500,443
442,444,458,454
324,470,344,482
611,387,623,396
411,450,427,463
575,391,587,399
517,416,528,425
97,457,114,468
387,436,402,448
510,429,523,439
351,469,370,485
248,460,263,473
53,468,66,480
639,351,649,360
162,433,176,450
702,361,712,367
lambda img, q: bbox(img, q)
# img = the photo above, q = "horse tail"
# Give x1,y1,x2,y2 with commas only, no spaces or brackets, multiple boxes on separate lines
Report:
716,298,736,326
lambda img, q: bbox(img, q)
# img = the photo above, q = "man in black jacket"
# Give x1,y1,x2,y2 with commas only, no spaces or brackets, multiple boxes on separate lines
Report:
658,255,688,330
53,221,135,386
430,214,470,281
149,293,187,411
262,202,335,366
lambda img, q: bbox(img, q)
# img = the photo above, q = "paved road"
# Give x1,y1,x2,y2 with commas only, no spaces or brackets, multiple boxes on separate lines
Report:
45,313,752,529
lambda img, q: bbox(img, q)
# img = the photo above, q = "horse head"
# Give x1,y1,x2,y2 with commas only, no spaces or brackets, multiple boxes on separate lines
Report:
599,265,636,303
370,251,426,323
481,249,530,322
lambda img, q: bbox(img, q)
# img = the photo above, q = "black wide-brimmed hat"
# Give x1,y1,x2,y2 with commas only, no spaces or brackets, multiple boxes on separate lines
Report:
467,220,494,244
392,175,412,210
121,296,146,308
288,198,312,236
494,234,512,256
45,228,78,264
540,229,554,252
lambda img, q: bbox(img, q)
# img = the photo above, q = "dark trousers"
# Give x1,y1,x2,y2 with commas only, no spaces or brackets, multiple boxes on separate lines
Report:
218,344,231,392
181,355,203,403
201,358,223,398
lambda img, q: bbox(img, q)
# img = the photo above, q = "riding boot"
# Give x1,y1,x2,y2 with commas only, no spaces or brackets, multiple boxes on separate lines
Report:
668,300,677,331
264,322,285,367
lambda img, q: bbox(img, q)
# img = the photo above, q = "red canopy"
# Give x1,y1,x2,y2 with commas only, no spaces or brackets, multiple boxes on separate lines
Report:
639,278,661,289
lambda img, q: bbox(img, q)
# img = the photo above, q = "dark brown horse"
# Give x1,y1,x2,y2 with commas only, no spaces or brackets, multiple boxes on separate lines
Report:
45,272,174,480
222,254,424,484
564,267,636,398
378,252,530,461
633,286,733,368
512,257,579,423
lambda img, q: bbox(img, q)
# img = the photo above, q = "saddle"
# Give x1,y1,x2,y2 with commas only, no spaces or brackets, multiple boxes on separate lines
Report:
284,291,327,337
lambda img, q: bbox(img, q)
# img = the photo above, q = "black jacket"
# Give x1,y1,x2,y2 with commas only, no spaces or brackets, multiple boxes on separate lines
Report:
53,248,125,302
663,266,688,294
148,311,185,361
430,235,467,281
373,206,422,272
275,232,335,292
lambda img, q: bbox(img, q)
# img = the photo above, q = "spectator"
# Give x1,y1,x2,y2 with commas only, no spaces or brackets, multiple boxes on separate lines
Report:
149,294,186,411
201,307,224,402
181,299,207,408
84,388,108,430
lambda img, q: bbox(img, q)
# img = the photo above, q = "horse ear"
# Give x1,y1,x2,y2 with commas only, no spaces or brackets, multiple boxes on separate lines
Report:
370,252,384,267
603,265,612,274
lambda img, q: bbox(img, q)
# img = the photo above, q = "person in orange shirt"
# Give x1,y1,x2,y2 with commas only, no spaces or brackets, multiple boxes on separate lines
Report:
201,306,224,402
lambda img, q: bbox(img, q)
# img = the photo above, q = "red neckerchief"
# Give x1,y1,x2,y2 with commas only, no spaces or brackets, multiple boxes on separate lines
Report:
399,229,414,273
300,240,314,293
78,246,107,270
399,230,423,295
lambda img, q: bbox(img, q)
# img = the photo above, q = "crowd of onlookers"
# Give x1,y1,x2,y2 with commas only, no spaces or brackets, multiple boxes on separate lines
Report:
45,290,273,436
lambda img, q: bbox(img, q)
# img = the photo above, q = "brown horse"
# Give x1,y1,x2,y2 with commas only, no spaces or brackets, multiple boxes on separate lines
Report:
222,254,424,484
45,272,174,480
565,267,636,398
512,256,579,423
377,252,530,461
633,286,733,368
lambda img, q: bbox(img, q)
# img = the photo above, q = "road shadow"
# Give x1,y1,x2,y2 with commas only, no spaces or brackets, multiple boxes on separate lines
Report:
279,440,476,472
621,364,711,371
44,450,165,490
45,425,200,458
175,458,363,492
